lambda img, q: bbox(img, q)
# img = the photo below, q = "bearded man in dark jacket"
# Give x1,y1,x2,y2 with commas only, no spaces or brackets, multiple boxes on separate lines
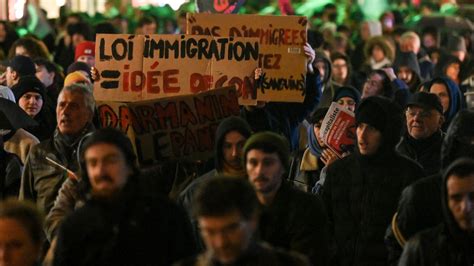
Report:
385,110,474,265
322,96,425,266
54,128,196,266
398,158,474,266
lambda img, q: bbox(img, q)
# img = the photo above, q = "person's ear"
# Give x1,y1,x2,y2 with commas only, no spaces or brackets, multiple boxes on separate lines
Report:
438,113,445,128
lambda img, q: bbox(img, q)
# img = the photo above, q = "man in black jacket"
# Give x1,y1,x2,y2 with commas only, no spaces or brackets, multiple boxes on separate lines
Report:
385,110,474,265
322,96,424,266
396,92,445,175
54,128,196,266
398,158,474,266
243,132,331,266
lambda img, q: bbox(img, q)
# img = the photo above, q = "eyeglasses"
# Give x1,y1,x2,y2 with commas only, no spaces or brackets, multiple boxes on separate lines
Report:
405,109,434,119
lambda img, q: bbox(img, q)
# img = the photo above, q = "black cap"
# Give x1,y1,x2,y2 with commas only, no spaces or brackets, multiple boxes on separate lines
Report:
407,92,443,114
12,76,45,102
7,55,36,77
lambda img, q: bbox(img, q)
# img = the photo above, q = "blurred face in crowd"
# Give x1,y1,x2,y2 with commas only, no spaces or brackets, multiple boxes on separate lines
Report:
15,46,30,57
422,33,437,49
199,210,256,265
314,60,326,81
445,63,460,83
0,218,41,266
85,143,131,198
313,119,326,147
77,55,95,67
246,149,284,196
18,92,43,118
35,64,55,88
5,67,17,88
332,58,348,84
430,83,450,113
356,123,382,155
337,97,357,112
71,33,86,47
371,45,385,62
405,106,443,139
447,174,474,232
397,66,413,84
56,90,92,135
222,131,247,172
452,51,466,63
362,73,383,99
400,38,420,54
141,22,157,35
360,22,371,41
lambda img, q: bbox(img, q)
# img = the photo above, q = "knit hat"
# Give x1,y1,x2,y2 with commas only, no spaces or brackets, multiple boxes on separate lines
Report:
356,97,386,133
333,86,361,104
243,132,290,171
214,116,252,172
407,92,443,114
64,71,91,87
7,55,36,77
74,41,95,61
447,35,466,53
12,76,45,102
393,51,421,76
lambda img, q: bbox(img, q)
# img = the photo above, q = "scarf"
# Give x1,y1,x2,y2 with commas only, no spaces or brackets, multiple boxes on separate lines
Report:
307,123,323,157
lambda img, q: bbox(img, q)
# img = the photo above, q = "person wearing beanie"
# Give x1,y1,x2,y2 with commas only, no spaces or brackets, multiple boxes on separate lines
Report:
288,107,340,195
74,41,95,67
12,75,45,117
393,51,422,93
64,71,92,87
396,92,445,175
399,158,474,266
332,86,361,112
322,96,424,266
178,116,252,250
12,76,56,141
67,61,92,80
243,131,331,266
53,128,196,266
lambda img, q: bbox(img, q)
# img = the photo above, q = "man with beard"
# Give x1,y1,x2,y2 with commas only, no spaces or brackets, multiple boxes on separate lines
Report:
243,132,331,266
53,128,196,265
20,83,95,214
398,158,474,266
322,96,424,266
175,177,309,266
178,116,252,250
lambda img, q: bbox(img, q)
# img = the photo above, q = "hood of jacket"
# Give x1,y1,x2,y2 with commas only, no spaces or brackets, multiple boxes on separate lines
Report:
214,116,252,172
440,110,474,170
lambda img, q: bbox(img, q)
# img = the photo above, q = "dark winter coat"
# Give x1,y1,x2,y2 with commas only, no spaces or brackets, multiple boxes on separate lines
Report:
385,110,474,265
397,159,474,266
258,181,331,266
396,130,444,176
322,96,425,266
54,178,197,266
0,147,22,199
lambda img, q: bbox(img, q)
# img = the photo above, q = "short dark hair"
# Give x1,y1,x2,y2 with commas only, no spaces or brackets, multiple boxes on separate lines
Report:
138,16,157,27
0,199,44,246
34,58,57,73
193,177,258,220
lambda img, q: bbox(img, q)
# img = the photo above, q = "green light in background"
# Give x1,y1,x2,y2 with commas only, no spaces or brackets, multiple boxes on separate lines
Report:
357,0,388,20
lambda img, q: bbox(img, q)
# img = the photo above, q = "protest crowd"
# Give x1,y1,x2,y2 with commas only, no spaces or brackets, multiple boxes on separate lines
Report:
1,0,474,265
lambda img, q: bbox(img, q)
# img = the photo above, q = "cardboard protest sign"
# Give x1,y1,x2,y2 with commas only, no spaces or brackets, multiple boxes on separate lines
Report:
320,102,356,158
187,13,308,102
97,86,240,165
94,34,259,104
196,0,245,14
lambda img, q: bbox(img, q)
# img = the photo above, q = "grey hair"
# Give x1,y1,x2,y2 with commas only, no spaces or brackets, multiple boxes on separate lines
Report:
59,83,96,115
